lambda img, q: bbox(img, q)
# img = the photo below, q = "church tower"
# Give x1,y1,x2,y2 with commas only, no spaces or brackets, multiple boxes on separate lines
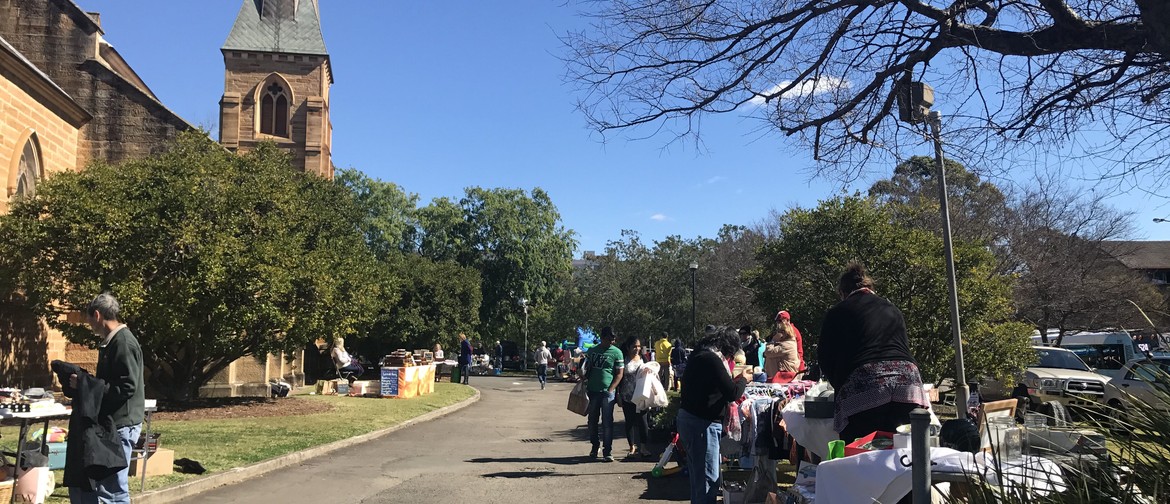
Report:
219,0,333,178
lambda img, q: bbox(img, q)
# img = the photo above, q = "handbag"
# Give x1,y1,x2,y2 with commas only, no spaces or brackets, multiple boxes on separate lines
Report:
567,380,589,416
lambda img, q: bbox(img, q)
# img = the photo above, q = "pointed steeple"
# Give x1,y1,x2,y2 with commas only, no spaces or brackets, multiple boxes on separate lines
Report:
223,0,327,56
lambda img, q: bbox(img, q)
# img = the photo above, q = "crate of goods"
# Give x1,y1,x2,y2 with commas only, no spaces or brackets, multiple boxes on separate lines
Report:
0,478,11,504
382,349,416,368
803,395,835,419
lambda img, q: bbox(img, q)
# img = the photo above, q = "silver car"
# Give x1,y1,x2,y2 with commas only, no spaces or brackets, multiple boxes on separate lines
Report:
1104,358,1170,413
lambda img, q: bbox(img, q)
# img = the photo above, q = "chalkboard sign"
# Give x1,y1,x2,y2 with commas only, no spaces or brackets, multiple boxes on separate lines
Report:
380,368,399,397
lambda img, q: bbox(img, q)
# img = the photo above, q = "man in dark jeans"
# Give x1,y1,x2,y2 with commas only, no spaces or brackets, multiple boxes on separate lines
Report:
584,327,625,462
459,333,473,384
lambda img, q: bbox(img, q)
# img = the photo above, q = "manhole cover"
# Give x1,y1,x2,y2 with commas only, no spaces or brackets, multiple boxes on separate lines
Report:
520,438,552,443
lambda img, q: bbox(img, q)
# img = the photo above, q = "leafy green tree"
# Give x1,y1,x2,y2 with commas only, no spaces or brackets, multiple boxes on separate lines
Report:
361,254,482,358
417,188,576,341
334,168,420,258
0,133,383,401
750,196,1033,383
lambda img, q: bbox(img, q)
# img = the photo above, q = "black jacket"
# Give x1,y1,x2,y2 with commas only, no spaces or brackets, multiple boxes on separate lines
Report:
52,360,128,491
818,291,916,390
679,348,746,422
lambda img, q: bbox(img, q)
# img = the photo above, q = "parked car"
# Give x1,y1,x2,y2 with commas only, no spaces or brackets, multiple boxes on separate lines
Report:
982,346,1111,421
1032,330,1141,380
1104,357,1170,413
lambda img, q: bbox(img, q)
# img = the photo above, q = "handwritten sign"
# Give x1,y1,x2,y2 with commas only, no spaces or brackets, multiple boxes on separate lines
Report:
380,368,399,397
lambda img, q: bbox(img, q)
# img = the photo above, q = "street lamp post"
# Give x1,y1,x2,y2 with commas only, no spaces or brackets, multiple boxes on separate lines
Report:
519,298,530,371
689,262,698,345
899,80,970,421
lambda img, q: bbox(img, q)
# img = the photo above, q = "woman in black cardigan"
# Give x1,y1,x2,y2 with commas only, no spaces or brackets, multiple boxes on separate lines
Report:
819,262,931,443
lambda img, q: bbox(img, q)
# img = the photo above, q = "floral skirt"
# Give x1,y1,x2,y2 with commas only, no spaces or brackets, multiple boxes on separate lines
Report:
834,360,930,433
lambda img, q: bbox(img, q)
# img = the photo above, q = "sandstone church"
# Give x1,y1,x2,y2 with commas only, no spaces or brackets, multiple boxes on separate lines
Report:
0,0,334,396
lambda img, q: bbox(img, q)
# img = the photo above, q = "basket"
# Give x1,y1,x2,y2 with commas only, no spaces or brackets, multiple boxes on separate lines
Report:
0,478,12,503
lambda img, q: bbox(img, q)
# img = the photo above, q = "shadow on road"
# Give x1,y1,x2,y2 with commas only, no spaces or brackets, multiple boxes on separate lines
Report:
549,426,591,442
482,470,636,479
467,456,586,466
637,472,690,501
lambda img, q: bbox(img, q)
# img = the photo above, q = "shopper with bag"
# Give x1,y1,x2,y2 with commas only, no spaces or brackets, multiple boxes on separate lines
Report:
617,337,651,459
583,327,624,462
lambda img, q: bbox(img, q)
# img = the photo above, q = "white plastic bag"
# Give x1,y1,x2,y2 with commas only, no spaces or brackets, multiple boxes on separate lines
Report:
633,362,666,412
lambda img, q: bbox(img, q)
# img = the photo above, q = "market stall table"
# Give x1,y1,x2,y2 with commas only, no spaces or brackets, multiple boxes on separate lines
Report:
1,398,158,503
1,406,70,504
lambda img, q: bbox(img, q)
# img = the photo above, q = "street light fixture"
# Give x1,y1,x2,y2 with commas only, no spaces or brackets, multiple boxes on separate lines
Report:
897,79,971,422
518,297,530,371
689,262,698,345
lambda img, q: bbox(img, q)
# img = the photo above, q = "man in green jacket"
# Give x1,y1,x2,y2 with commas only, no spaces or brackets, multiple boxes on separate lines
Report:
68,292,145,504
584,326,624,462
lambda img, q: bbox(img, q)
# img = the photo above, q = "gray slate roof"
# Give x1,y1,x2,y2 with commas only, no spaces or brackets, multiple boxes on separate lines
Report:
223,0,328,56
1103,241,1170,270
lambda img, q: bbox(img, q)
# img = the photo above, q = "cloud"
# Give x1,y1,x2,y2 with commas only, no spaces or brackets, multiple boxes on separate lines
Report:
650,213,669,222
706,176,727,185
748,76,848,106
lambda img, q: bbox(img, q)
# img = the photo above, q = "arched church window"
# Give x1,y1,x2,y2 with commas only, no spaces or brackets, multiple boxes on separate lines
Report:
11,136,40,200
259,82,289,137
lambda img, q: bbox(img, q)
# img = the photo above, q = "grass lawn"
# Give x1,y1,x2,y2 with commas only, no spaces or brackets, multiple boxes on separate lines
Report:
2,383,474,503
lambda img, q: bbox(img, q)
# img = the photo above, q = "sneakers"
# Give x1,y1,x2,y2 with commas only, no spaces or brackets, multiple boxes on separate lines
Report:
588,449,599,460
603,455,615,462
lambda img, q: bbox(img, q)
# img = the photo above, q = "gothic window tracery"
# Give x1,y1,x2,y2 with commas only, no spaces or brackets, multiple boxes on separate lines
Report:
259,81,289,137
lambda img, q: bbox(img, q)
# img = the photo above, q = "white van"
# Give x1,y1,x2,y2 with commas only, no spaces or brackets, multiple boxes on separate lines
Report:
1030,330,1141,380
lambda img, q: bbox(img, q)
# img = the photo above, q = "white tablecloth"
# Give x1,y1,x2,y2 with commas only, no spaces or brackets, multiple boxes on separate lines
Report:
781,396,942,459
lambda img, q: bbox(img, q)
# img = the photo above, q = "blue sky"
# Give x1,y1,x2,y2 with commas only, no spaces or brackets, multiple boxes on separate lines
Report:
81,0,1170,254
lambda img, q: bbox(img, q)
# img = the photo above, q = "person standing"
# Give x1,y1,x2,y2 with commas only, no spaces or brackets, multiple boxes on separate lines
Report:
458,333,473,385
819,262,930,443
535,341,552,389
740,325,761,370
67,292,145,504
764,322,800,383
494,340,504,371
669,338,687,391
584,327,625,462
618,337,651,459
774,310,806,372
653,332,673,390
678,328,752,504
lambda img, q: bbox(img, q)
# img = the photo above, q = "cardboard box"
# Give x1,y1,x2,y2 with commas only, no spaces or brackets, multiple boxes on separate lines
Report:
128,448,174,478
844,431,895,457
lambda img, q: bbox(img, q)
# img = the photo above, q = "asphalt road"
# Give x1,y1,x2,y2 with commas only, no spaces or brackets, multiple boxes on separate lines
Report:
177,376,688,503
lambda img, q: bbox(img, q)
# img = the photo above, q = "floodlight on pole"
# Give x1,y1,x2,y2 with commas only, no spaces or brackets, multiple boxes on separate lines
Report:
689,262,698,345
519,297,530,371
897,79,970,422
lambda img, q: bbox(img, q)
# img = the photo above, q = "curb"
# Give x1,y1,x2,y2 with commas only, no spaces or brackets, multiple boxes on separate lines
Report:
134,386,481,504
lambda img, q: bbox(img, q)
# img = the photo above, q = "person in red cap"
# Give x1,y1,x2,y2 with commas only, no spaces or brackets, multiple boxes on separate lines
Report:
776,310,805,371
765,311,802,382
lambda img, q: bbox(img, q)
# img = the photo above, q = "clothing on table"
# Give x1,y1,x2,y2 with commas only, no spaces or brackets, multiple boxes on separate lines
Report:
679,348,746,423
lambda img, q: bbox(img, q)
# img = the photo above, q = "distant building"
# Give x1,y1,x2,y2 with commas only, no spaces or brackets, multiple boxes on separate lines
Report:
1,0,192,387
1102,241,1170,286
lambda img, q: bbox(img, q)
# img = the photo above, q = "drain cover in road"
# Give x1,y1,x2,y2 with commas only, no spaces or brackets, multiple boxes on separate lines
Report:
520,438,552,443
